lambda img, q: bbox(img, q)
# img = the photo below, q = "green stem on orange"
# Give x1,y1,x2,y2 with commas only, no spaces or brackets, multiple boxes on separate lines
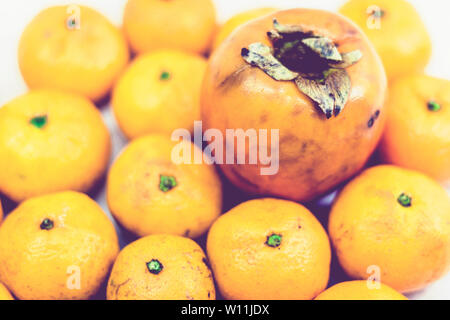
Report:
160,71,171,81
159,175,177,192
147,259,163,275
30,115,47,129
265,233,282,248
427,100,441,112
397,193,412,207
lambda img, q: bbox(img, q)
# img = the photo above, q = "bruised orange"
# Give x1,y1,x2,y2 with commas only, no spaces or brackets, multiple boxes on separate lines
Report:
329,165,450,293
315,281,407,300
107,234,215,300
18,5,129,102
340,0,431,80
207,198,331,300
213,8,278,51
202,9,387,201
380,75,450,183
123,0,216,55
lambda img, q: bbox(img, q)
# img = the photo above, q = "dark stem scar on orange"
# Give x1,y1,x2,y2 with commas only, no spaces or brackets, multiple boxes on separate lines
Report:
147,259,163,275
265,233,282,248
370,8,385,19
30,115,47,129
397,193,412,207
67,19,76,30
66,17,80,30
40,218,54,230
159,175,177,192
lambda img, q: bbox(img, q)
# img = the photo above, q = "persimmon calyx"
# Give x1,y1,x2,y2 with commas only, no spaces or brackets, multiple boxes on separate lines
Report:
241,19,362,119
241,44,298,81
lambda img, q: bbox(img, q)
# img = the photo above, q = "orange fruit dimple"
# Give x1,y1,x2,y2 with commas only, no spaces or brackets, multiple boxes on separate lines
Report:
0,90,111,203
340,0,431,80
0,191,119,300
107,234,215,300
315,281,407,300
107,135,222,239
0,282,14,300
380,75,450,183
123,0,216,55
112,50,207,139
329,165,450,293
18,5,129,102
213,8,278,51
207,198,331,300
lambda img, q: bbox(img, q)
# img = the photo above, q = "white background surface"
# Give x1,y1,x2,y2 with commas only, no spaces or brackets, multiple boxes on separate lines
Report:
0,0,449,300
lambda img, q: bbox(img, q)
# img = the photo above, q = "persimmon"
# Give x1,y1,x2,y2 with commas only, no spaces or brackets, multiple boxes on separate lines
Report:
202,9,387,201
340,0,431,80
379,75,450,183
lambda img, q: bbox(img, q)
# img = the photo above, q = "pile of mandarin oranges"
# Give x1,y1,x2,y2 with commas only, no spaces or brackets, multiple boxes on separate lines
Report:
0,0,448,300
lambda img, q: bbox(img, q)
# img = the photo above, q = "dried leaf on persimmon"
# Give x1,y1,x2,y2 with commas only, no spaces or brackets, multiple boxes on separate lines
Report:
302,37,342,62
329,50,363,69
241,42,299,81
295,69,351,118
